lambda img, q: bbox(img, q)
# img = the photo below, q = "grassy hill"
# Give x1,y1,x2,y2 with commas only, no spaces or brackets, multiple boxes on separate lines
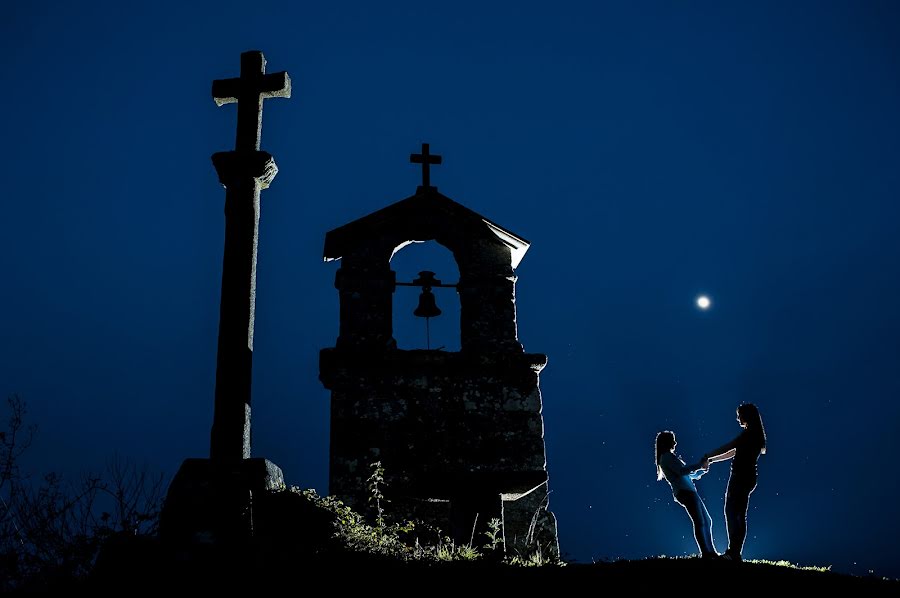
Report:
89,486,899,592
86,535,898,593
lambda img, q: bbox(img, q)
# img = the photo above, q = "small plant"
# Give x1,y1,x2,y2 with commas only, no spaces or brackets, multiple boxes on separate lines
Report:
506,543,564,567
508,545,545,567
432,536,481,561
483,517,503,552
366,461,386,529
434,536,456,561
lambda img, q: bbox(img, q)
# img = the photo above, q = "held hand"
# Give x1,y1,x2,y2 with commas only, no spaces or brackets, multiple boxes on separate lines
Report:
700,455,710,470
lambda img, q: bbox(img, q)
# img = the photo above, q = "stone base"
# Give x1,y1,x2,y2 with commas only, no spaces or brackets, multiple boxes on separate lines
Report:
501,481,559,559
159,458,284,547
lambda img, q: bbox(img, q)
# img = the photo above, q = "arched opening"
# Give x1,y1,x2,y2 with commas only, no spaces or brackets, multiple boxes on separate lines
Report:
390,240,461,351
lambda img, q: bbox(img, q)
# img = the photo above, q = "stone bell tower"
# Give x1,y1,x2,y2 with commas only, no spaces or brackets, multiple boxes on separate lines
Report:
319,144,558,557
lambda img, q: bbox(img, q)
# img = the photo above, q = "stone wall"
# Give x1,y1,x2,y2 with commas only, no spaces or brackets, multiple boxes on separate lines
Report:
321,348,556,555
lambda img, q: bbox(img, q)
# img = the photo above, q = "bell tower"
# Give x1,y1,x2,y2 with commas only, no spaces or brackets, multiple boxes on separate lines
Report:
319,145,558,557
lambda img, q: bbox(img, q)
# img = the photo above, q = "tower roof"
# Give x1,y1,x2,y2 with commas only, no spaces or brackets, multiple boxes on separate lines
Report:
323,186,530,269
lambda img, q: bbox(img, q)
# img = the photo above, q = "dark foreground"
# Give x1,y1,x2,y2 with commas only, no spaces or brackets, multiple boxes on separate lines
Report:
83,540,899,593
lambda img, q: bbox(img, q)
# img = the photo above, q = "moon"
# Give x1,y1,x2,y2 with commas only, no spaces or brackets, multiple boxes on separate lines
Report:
696,295,712,310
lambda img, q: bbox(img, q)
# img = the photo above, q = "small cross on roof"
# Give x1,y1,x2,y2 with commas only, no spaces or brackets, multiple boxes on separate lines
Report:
410,143,442,189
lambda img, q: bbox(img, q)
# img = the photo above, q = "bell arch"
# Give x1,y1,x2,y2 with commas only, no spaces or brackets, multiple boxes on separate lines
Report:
390,240,461,351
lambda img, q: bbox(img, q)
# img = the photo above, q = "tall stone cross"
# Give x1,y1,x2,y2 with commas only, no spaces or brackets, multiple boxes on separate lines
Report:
209,51,291,462
410,143,442,189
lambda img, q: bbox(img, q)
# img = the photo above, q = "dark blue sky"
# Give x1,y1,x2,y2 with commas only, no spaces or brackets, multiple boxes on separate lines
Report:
2,0,899,577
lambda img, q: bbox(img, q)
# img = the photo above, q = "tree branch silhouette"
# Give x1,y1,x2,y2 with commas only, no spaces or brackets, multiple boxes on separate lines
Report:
0,395,165,590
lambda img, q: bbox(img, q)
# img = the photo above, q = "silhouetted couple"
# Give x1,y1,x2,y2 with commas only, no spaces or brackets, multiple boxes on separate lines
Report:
655,403,767,562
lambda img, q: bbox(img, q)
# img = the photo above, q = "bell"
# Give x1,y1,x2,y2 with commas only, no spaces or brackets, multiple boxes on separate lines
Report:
413,287,442,318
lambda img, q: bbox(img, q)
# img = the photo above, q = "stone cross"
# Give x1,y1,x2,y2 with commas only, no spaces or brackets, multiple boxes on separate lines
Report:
410,143,442,189
209,51,291,462
212,51,291,151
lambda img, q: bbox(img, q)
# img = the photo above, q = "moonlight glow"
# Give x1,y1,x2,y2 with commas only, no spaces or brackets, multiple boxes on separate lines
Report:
697,295,711,310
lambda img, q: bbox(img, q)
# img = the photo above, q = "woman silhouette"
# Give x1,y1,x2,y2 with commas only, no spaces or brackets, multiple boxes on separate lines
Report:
655,430,717,558
704,403,767,562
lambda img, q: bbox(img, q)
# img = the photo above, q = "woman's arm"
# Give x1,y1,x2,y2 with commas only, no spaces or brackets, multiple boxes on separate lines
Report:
707,448,735,463
706,431,744,461
706,436,740,461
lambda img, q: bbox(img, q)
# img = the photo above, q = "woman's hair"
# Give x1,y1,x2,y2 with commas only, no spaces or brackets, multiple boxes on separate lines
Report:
655,431,676,481
738,403,767,454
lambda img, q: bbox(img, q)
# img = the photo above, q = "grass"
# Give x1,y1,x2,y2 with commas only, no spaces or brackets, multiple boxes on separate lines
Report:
747,558,831,573
289,484,560,567
640,555,832,572
286,460,564,567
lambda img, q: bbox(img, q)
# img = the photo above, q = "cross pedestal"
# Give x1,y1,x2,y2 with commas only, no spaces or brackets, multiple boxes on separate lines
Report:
159,457,284,547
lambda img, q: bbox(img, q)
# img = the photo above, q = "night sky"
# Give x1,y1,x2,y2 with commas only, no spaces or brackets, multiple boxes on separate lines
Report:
2,1,899,578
